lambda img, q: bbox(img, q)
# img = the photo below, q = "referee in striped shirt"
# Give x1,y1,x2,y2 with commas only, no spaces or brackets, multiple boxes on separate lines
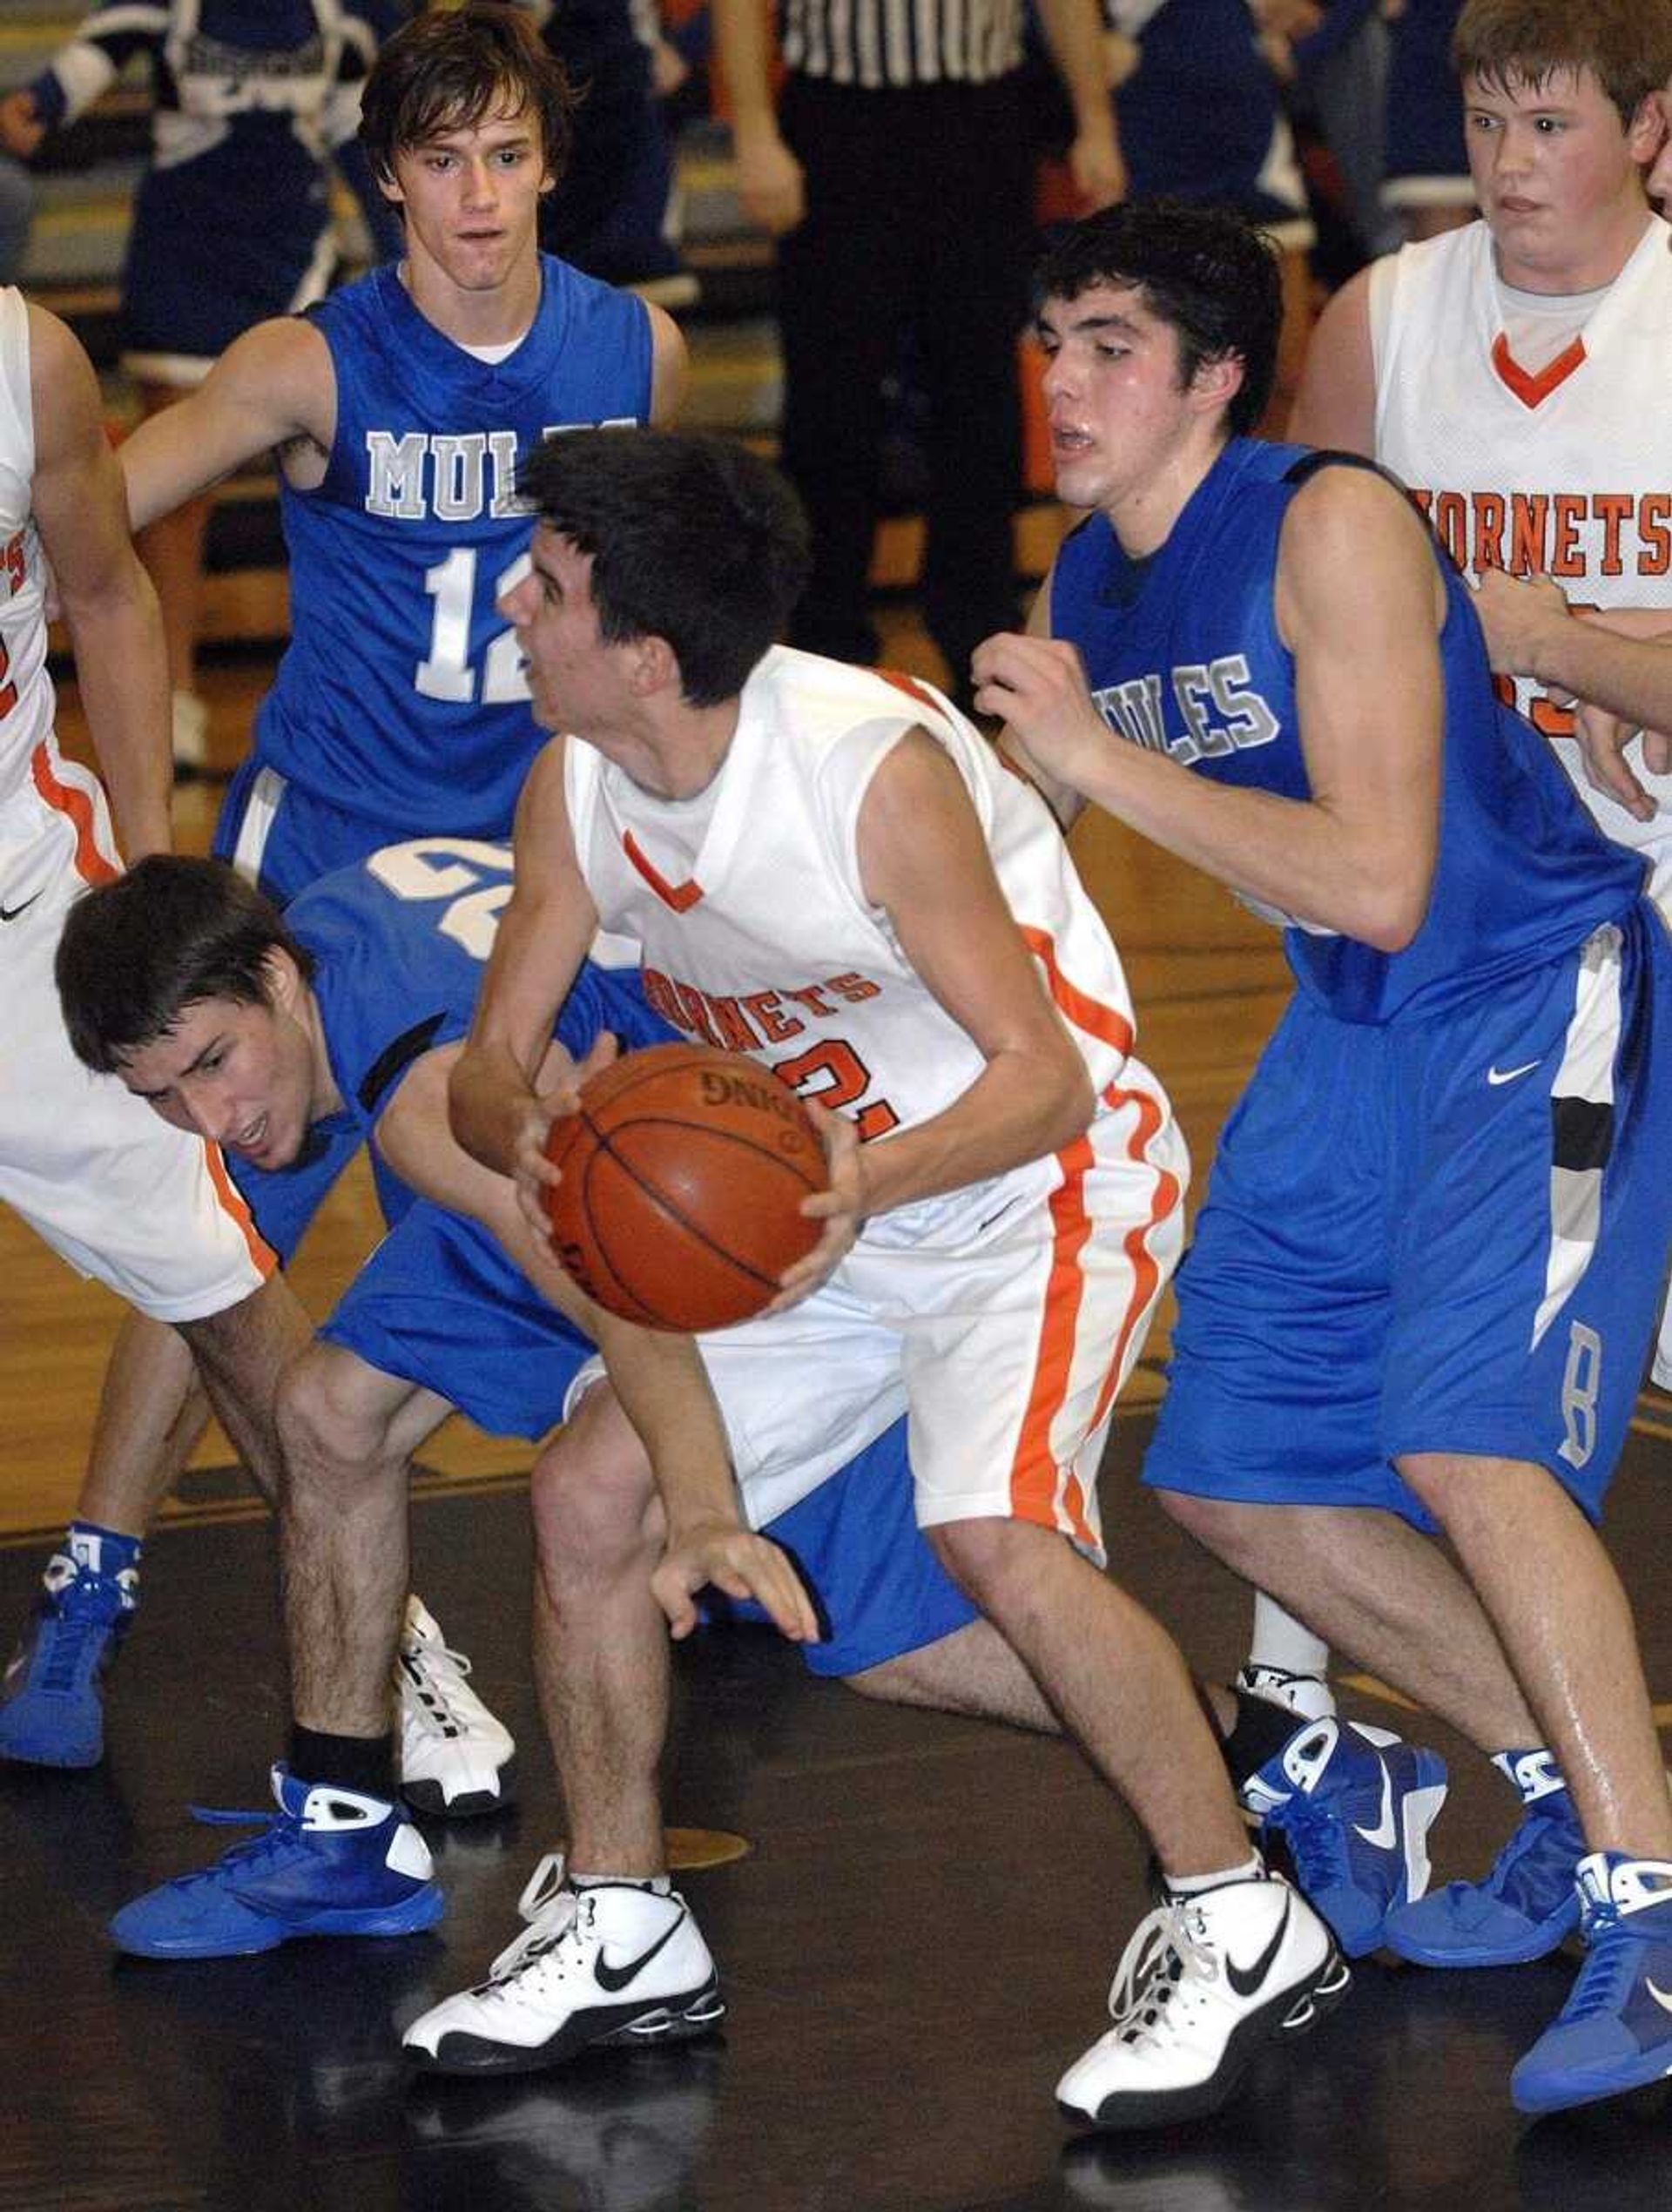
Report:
713,0,1122,707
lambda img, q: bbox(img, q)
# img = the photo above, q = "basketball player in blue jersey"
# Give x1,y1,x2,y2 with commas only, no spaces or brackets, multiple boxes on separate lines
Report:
974,199,1672,2118
0,7,689,1777
51,843,1042,1960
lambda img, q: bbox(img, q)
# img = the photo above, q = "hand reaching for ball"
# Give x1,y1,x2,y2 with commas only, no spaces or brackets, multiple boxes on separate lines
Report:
762,1099,868,1315
651,1514,821,1644
512,1031,620,1247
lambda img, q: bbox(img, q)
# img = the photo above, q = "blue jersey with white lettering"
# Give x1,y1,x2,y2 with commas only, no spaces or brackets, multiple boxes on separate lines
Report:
252,254,653,836
229,836,671,1254
1048,438,1645,1022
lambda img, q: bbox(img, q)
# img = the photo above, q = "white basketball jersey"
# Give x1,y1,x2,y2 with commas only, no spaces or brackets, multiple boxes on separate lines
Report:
1371,218,1672,878
564,647,1150,1144
0,289,55,808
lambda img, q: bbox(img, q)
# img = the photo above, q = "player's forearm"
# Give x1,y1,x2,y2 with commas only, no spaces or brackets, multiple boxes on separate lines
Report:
1529,615,1672,732
1067,734,1430,952
592,1318,743,1540
62,583,172,859
711,0,779,139
857,1043,1095,1219
447,1042,537,1177
1033,0,1121,139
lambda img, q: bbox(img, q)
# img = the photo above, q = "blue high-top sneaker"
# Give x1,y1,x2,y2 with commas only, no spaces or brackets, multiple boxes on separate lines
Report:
1383,1749,1583,1967
1512,1853,1672,2113
1240,1716,1449,1958
0,1527,138,1767
109,1764,445,1959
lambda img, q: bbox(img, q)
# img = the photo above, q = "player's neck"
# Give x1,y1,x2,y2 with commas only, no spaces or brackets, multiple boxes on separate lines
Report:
1105,430,1230,560
400,246,543,352
301,989,344,1124
1490,199,1655,297
611,698,743,803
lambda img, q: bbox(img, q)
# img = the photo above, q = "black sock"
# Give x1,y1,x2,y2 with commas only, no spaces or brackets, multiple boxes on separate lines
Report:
1216,1689,1309,1790
287,1725,395,1803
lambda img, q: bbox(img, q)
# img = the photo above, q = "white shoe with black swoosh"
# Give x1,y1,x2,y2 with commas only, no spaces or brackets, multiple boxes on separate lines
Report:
402,1861,723,2076
1056,1871,1349,2132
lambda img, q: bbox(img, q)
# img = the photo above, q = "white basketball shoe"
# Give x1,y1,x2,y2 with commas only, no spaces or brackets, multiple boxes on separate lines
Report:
1056,1870,1349,2131
403,1857,724,2075
395,1596,516,1817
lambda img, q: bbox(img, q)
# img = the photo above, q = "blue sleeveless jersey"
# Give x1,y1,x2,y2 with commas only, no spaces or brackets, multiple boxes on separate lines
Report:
253,255,654,836
230,836,671,1242
1049,439,1646,1022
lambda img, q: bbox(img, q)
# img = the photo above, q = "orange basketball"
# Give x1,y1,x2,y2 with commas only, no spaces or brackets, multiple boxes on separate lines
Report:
543,1042,826,1330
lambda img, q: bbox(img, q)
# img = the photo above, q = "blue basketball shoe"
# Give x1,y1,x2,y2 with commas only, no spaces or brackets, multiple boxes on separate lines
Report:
109,1764,445,1959
1511,1853,1672,2113
0,1534,137,1768
1383,1749,1582,1968
1240,1716,1449,1958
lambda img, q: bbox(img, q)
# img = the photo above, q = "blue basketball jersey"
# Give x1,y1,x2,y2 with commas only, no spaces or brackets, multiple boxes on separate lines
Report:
252,255,654,835
229,836,672,1251
1048,439,1646,1022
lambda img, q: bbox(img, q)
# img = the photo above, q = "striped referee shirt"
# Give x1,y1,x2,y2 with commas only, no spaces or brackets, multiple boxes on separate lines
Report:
779,0,1028,89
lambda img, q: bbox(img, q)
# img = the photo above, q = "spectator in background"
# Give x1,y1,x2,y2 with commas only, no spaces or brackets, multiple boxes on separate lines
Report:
713,0,1122,711
0,155,31,287
1380,0,1474,239
516,0,698,306
0,3,408,779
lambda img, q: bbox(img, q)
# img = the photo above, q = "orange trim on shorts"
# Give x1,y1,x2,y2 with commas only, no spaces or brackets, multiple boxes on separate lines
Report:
1089,1078,1183,1435
1008,1076,1183,1546
202,1142,277,1280
1019,924,1135,1057
1008,1130,1101,1548
30,742,118,885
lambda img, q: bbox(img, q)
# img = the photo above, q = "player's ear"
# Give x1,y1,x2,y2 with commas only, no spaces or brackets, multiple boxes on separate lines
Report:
260,948,303,1013
628,631,681,698
1625,90,1665,166
1190,350,1244,421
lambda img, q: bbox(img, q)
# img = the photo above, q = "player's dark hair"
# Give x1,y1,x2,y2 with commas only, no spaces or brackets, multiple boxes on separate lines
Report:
1032,200,1282,438
359,3,574,194
56,857,314,1076
516,428,812,706
1453,0,1672,132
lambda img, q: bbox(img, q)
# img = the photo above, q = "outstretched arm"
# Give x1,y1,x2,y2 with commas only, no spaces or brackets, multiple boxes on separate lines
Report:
28,306,171,860
976,467,1443,949
119,316,334,531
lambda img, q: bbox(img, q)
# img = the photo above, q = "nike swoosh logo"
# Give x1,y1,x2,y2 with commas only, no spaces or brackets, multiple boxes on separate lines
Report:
1225,1895,1291,1999
1648,1979,1672,2018
1487,1060,1541,1086
594,1915,683,1993
1352,1758,1396,1851
0,892,42,922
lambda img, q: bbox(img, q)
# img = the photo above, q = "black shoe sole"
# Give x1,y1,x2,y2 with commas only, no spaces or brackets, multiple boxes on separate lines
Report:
401,1757,517,1821
407,1983,725,2079
1060,1947,1352,2134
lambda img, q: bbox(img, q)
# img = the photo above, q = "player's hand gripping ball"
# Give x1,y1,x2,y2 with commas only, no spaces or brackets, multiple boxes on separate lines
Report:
543,1042,826,1329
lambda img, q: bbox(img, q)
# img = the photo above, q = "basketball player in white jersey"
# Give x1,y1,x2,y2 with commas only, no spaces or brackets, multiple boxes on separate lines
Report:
415,426,1355,2131
0,288,312,1759
1261,0,1672,1967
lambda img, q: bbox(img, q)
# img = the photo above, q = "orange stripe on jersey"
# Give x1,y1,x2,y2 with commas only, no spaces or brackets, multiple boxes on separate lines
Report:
203,1141,277,1279
879,669,940,715
1019,923,1134,1058
622,830,703,913
1008,1131,1100,1548
1088,1078,1183,1435
1492,331,1586,411
30,743,118,885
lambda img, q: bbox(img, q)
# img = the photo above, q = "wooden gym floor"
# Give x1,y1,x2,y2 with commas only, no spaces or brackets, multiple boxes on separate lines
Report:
1,648,1669,2212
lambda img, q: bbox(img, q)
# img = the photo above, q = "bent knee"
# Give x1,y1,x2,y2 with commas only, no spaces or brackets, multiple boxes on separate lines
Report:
529,1397,659,1567
276,1347,395,1474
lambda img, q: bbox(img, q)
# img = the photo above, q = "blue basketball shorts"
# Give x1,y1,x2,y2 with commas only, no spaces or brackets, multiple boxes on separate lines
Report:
320,1200,978,1674
1144,908,1672,1527
213,756,390,908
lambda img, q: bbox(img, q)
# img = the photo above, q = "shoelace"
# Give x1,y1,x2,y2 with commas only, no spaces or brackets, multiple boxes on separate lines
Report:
1103,1899,1217,2053
489,1851,577,1979
1270,1791,1347,1892
35,1575,124,1696
1483,1801,1579,1914
154,1803,300,1890
1551,1901,1635,2025
401,1636,478,1737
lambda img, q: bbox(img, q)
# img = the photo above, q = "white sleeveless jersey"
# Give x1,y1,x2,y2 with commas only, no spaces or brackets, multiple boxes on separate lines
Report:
0,289,55,808
1370,218,1672,876
564,647,1148,1143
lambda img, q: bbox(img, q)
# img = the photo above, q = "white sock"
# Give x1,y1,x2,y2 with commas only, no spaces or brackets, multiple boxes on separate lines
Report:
1166,1851,1264,1898
1248,1593,1331,1680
